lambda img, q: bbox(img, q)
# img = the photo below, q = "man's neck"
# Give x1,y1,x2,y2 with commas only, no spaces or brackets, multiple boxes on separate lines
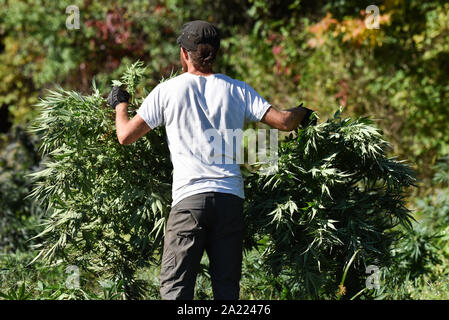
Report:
186,66,214,77
188,71,214,76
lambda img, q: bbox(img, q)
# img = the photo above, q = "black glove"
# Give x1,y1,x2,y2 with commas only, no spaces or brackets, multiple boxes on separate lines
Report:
107,86,130,108
299,103,317,128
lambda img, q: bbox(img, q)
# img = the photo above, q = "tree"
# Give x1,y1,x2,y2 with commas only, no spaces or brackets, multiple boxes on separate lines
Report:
30,62,416,299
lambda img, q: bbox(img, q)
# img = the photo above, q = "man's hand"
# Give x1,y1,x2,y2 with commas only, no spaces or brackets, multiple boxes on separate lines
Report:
107,86,130,108
108,86,151,145
299,104,317,128
261,103,317,131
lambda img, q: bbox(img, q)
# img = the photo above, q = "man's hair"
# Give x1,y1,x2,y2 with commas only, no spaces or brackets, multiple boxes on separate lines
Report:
188,43,219,73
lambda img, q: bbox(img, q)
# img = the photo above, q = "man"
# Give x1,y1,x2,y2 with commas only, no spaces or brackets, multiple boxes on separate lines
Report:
108,20,315,300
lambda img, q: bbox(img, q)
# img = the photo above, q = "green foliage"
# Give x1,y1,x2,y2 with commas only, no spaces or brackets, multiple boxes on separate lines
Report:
29,63,172,299
2,0,449,300
377,155,449,299
30,61,417,299
245,108,416,299
1,0,448,179
0,127,42,253
0,251,127,300
0,282,32,300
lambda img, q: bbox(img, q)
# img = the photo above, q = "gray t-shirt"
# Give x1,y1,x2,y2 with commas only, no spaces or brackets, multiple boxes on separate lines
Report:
137,72,271,206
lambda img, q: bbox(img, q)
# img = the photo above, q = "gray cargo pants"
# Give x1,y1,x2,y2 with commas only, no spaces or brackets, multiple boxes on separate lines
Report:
159,192,244,300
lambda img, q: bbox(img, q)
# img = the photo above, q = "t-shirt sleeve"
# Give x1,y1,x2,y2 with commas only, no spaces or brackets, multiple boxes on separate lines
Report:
244,83,271,123
136,85,165,129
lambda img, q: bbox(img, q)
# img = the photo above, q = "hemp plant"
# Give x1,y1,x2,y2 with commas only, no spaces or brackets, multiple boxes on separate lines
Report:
30,61,172,299
30,60,416,300
244,109,417,299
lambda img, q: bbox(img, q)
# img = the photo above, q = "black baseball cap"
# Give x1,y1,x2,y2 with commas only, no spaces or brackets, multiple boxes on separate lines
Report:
177,20,220,52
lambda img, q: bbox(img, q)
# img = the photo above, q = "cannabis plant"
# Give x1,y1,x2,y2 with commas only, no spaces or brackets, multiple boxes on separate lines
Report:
244,109,416,299
31,61,416,300
30,62,172,298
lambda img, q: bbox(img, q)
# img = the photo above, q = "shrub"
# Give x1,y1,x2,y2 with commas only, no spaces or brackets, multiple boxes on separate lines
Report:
31,62,416,299
0,127,42,253
30,62,172,299
244,109,416,299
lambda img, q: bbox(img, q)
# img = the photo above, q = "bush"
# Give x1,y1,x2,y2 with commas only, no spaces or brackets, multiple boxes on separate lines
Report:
244,109,416,299
30,61,416,299
0,127,42,253
30,62,172,299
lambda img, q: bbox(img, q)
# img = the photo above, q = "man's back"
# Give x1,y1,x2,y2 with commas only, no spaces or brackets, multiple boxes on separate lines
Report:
137,72,271,206
110,20,312,300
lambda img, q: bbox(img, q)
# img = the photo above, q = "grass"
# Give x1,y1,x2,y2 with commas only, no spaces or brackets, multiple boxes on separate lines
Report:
0,249,291,300
2,248,449,300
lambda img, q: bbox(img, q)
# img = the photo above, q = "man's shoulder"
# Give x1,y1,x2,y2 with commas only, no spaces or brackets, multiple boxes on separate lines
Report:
214,73,245,85
157,72,190,89
212,74,251,94
155,72,249,93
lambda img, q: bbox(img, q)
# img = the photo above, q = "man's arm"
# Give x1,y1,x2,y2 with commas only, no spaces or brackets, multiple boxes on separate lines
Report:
107,87,151,145
115,102,151,145
261,105,309,131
